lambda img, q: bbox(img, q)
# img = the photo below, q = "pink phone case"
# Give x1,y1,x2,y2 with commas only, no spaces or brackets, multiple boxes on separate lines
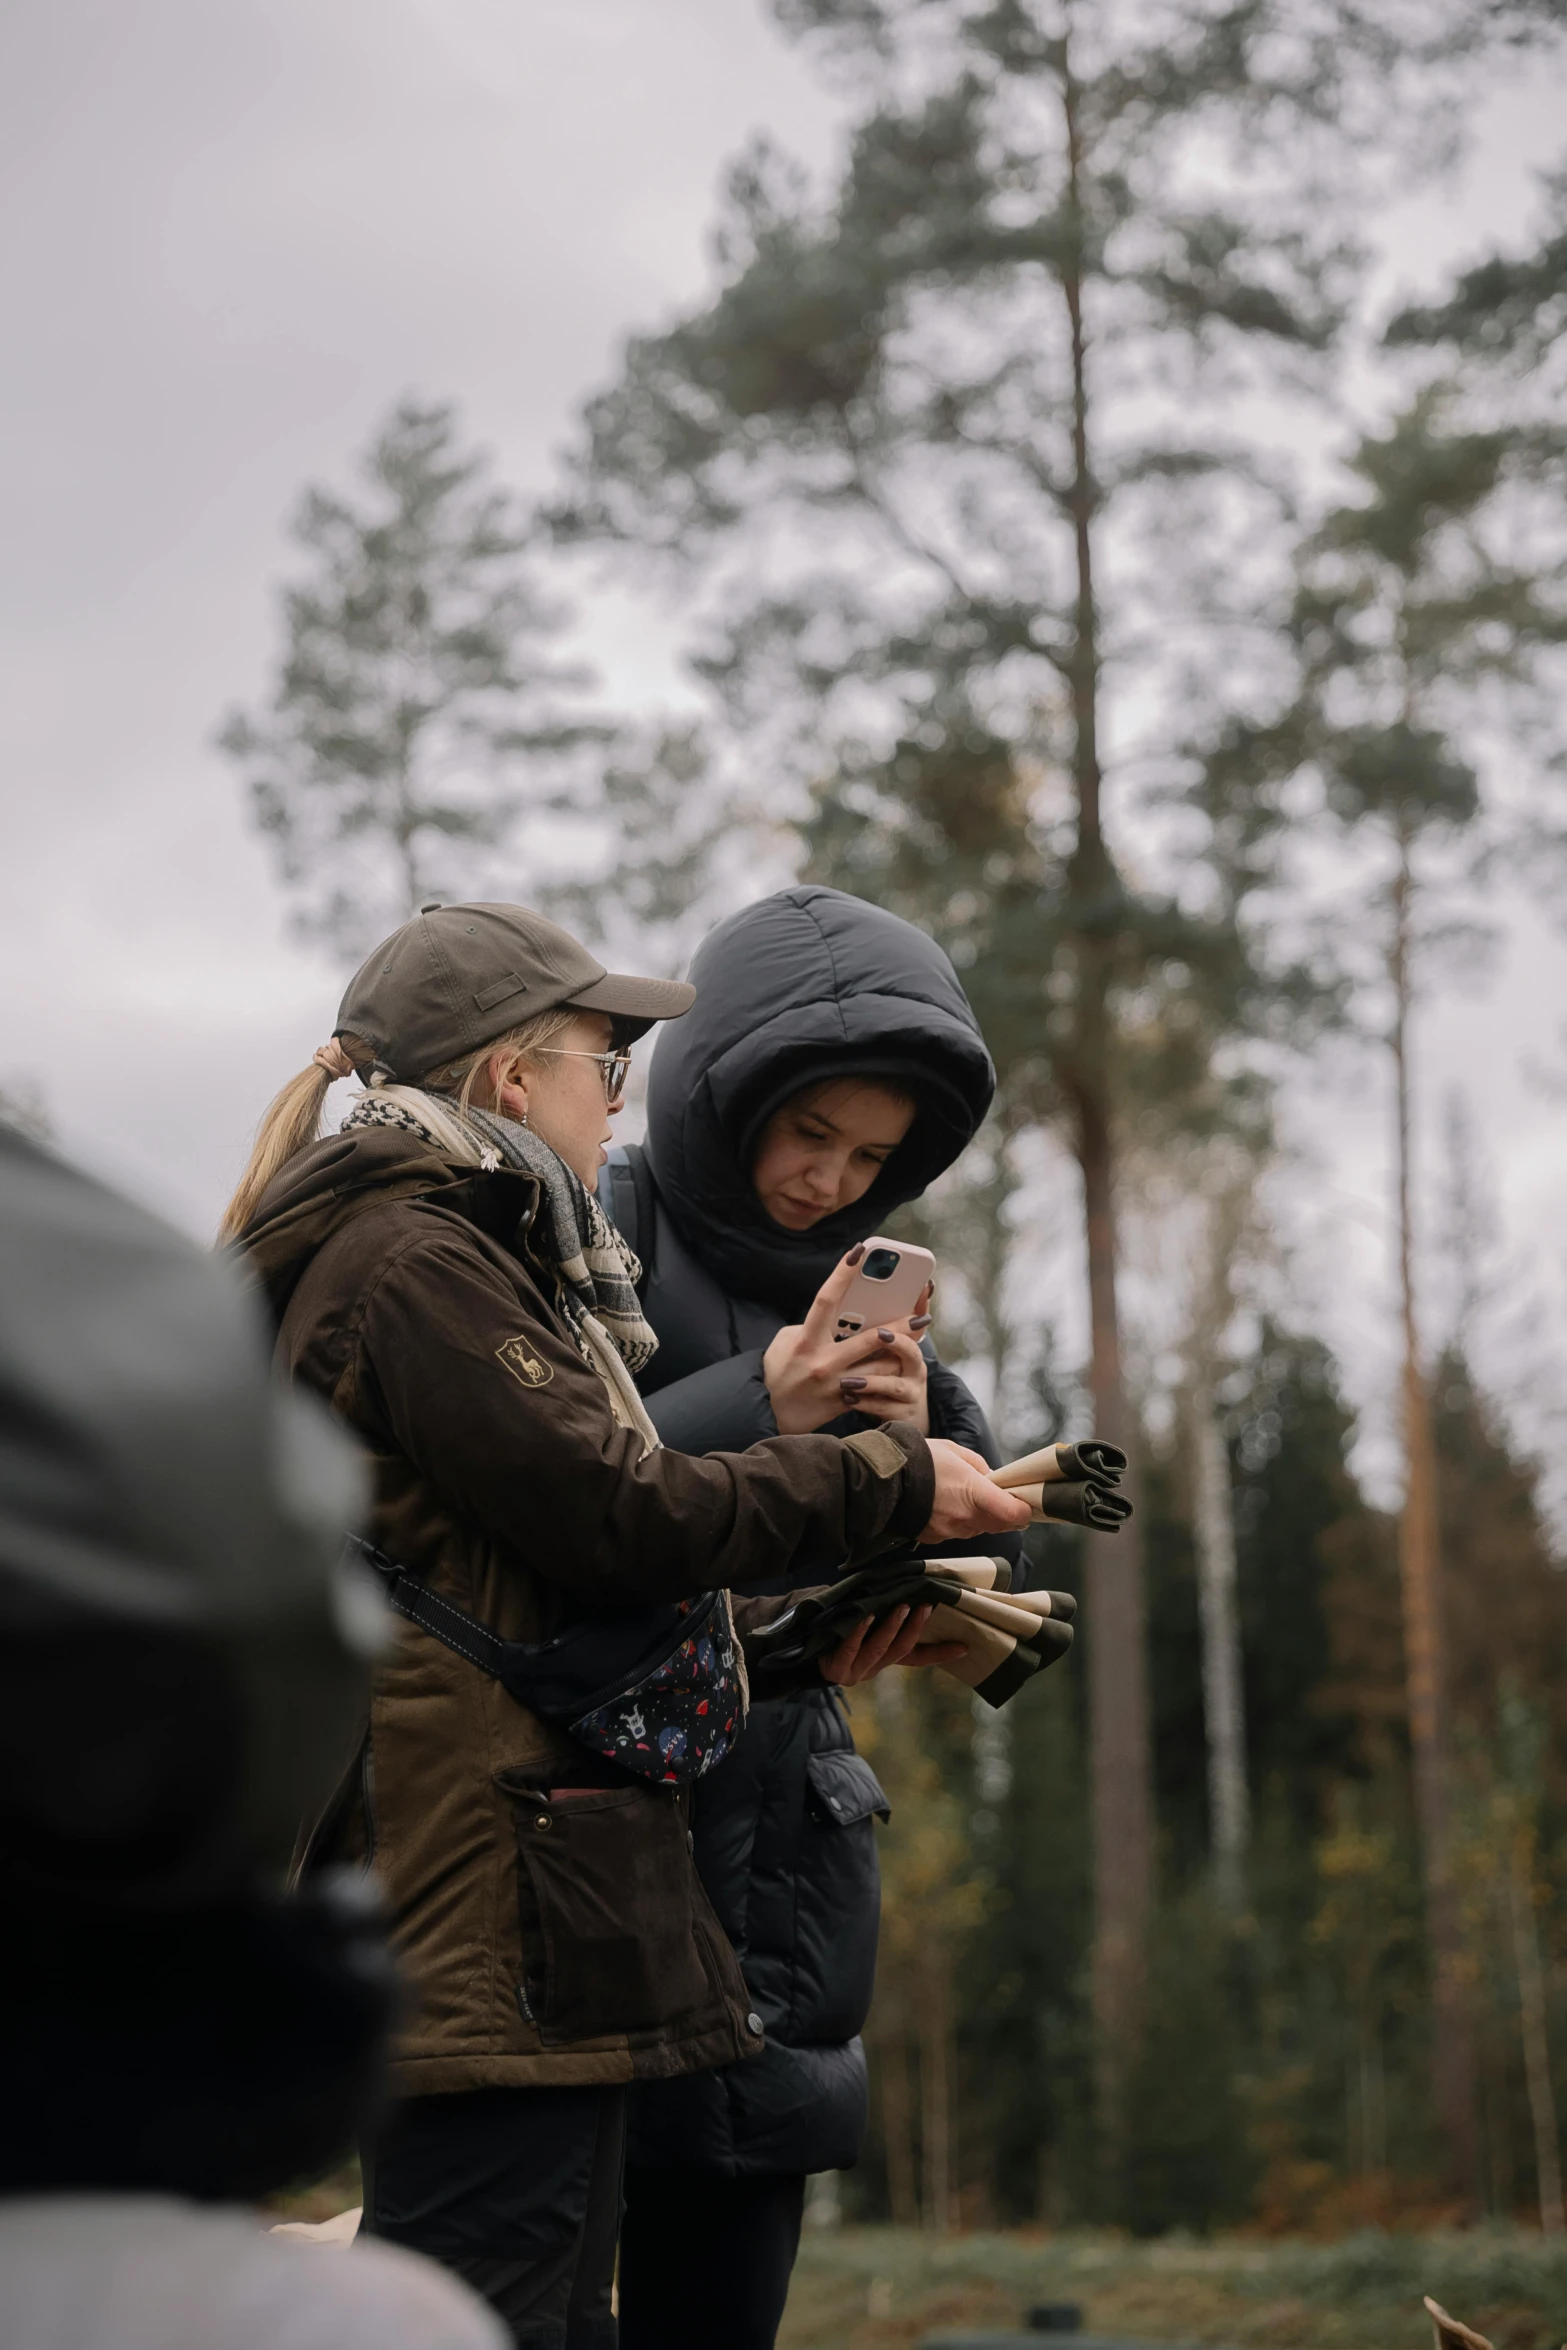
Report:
833,1237,936,1337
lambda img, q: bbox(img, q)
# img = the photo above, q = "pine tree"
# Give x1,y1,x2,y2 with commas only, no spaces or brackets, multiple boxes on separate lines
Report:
1233,1325,1377,1826
1386,167,1567,379
551,0,1422,2133
1440,1365,1567,2221
222,399,603,959
1221,385,1567,2196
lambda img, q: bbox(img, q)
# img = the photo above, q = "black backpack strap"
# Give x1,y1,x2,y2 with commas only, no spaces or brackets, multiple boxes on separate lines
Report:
347,1535,506,1681
599,1142,658,1296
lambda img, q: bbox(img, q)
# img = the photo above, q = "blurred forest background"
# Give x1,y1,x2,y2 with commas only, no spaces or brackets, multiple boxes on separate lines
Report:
211,0,1567,2240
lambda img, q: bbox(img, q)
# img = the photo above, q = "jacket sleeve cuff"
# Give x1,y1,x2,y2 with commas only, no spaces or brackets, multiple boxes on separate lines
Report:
841,1419,934,1545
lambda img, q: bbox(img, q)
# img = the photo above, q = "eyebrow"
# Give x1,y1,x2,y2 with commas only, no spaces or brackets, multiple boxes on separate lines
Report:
797,1104,902,1150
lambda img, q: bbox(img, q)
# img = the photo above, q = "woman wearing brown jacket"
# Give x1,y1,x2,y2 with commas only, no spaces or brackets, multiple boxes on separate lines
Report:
222,900,1027,2350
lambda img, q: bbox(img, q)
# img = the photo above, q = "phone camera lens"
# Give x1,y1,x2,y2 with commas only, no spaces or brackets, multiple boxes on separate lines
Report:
862,1248,900,1281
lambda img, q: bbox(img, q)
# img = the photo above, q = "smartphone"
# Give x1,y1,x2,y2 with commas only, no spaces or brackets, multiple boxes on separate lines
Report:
834,1237,936,1338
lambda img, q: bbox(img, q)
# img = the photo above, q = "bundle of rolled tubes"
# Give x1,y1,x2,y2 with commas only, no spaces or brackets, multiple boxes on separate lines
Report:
987,1437,1131,1529
748,1551,1074,1709
748,1438,1132,1709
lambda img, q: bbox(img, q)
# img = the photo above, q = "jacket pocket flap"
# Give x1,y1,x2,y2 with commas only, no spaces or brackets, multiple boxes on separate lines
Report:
806,1750,890,1828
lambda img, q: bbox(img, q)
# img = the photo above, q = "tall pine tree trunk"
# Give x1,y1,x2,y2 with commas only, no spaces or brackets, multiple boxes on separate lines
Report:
1192,1394,1250,1909
1390,844,1476,2201
1061,62,1153,2123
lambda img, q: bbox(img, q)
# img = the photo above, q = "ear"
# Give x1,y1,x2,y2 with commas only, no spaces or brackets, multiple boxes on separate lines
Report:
488,1045,533,1123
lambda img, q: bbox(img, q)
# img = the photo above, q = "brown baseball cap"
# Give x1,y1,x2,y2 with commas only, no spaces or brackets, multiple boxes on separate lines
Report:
334,902,696,1079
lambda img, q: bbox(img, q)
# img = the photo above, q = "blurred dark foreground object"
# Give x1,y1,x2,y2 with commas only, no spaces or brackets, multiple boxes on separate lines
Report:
0,1122,506,2347
0,1119,393,2198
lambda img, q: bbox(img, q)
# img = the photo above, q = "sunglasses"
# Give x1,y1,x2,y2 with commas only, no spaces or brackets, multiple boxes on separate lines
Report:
537,1047,633,1103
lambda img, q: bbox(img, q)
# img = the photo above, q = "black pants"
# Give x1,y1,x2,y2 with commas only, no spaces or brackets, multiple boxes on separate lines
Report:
362,2084,626,2350
617,2165,806,2350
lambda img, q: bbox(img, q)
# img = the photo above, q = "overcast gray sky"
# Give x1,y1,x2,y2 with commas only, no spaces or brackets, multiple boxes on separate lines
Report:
2,0,1565,1486
0,0,840,1226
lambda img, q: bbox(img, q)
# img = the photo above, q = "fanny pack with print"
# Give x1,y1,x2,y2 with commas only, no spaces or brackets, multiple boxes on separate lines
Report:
347,1537,746,1784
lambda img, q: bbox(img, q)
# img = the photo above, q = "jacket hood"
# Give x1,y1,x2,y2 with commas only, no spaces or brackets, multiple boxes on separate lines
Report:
643,886,994,1313
238,1126,540,1330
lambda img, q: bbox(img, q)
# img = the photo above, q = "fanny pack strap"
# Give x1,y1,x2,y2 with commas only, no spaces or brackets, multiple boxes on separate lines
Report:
347,1535,509,1682
345,1536,745,1783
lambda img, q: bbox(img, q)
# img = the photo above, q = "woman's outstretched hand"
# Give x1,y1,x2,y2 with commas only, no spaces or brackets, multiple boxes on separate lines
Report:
763,1249,932,1435
819,1603,968,1685
920,1439,1033,1546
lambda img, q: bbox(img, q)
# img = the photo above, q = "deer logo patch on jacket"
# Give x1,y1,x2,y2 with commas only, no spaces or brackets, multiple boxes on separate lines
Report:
497,1335,553,1390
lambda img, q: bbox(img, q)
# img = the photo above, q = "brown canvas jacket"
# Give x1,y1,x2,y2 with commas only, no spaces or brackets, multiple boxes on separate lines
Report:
239,1128,934,2094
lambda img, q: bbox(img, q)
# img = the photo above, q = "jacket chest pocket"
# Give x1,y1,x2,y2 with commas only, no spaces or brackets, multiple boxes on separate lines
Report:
500,1774,710,2046
805,1749,891,1834
794,1750,892,2046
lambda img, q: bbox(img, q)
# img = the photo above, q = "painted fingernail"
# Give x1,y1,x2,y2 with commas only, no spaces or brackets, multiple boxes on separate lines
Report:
846,1243,865,1265
909,1314,933,1331
840,1376,869,1392
877,1327,894,1343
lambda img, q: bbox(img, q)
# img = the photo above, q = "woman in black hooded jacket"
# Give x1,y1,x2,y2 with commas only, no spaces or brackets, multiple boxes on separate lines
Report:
601,886,1018,2350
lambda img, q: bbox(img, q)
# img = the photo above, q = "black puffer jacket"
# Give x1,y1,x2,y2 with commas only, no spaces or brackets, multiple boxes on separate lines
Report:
600,885,1015,2177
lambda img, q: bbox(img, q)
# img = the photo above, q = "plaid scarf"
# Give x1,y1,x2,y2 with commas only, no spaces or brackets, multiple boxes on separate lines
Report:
340,1085,658,1375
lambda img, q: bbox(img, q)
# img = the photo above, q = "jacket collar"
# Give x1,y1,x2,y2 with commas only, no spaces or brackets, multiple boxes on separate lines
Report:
237,1128,541,1326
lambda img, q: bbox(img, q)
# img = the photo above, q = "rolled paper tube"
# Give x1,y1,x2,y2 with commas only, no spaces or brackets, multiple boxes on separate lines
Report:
923,1557,1007,1592
973,1644,1045,1709
1017,1616,1075,1671
945,1587,1047,1641
991,1439,1127,1490
1072,1439,1128,1484
992,1444,1070,1489
1047,1482,1131,1529
915,1604,1017,1687
1014,1480,1133,1530
920,1580,1079,1628
984,1587,1059,1620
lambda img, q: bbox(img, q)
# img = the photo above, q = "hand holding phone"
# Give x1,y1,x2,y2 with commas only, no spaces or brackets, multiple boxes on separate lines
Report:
762,1241,937,1435
830,1237,935,1338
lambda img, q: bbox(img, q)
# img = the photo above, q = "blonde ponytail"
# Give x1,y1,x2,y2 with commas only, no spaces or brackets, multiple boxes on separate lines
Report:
218,1061,338,1244
218,1005,582,1245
